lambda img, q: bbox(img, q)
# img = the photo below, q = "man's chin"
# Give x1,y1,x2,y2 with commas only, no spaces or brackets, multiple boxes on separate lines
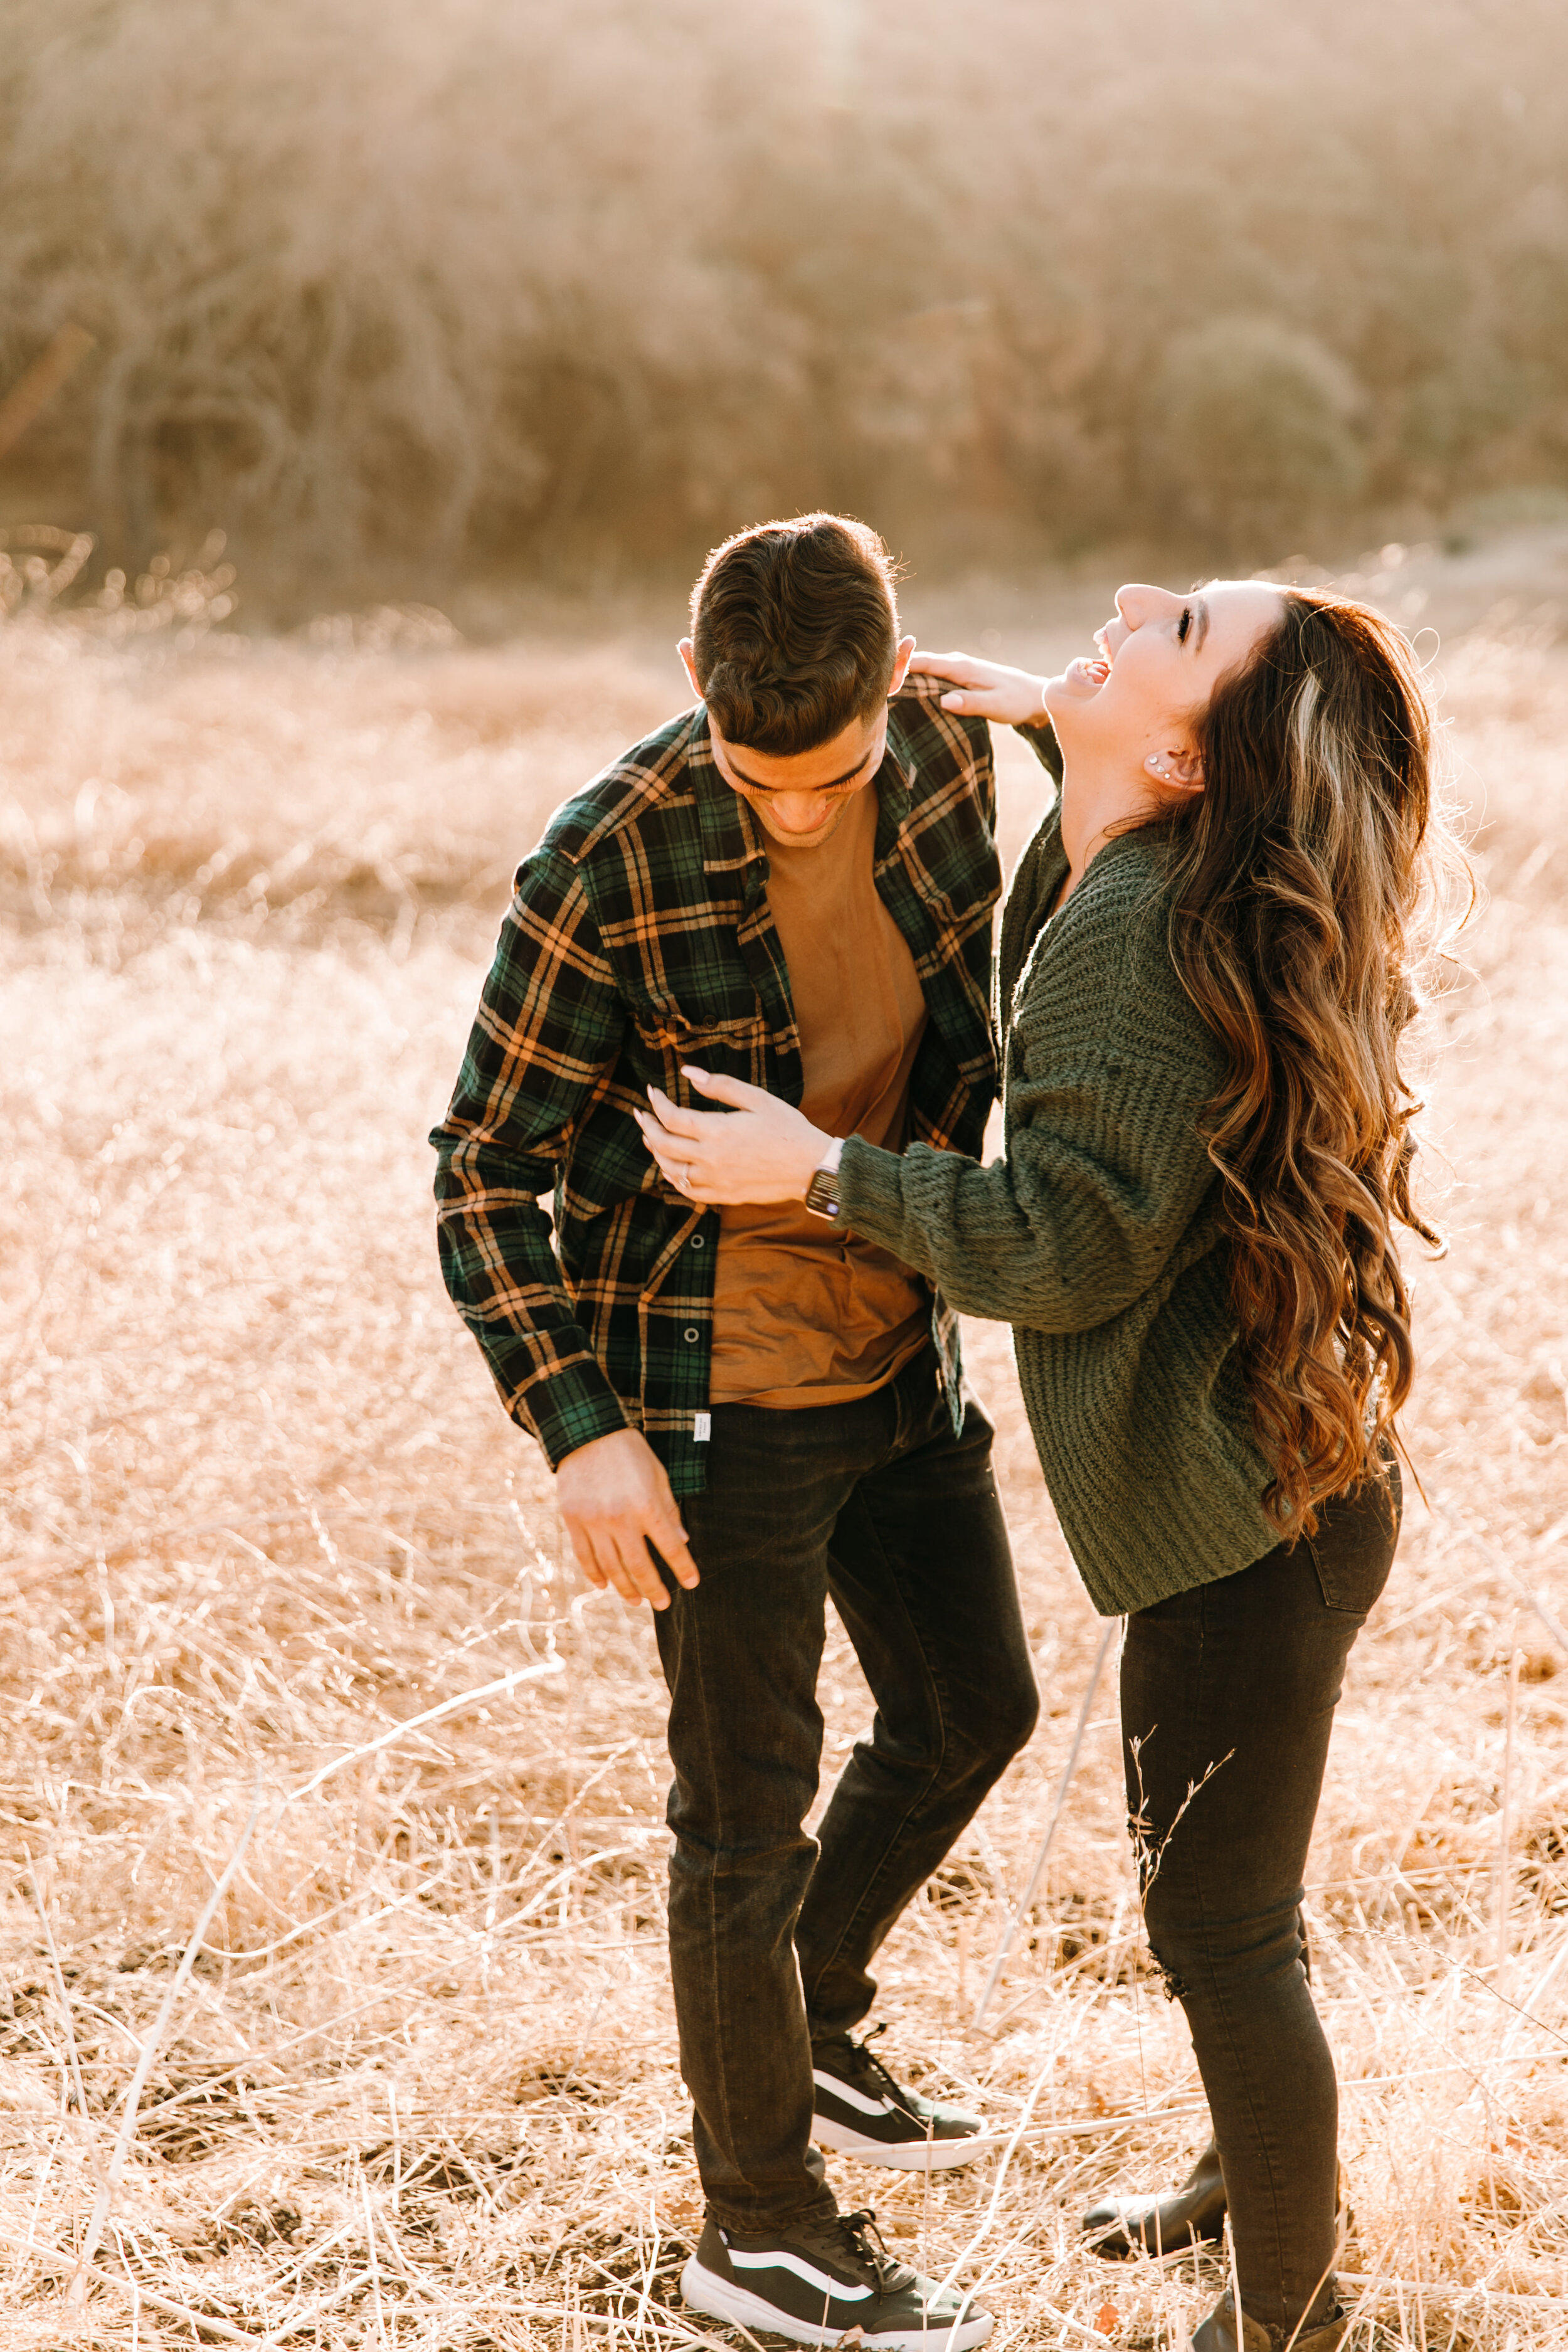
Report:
753,805,854,851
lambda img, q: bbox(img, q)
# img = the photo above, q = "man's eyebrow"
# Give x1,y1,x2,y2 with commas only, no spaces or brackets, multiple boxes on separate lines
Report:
725,749,874,795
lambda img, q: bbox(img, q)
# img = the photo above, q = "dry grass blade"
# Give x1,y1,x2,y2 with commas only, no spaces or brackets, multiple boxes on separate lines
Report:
287,1652,565,1803
0,2227,265,2341
72,1776,266,2299
976,1619,1117,2025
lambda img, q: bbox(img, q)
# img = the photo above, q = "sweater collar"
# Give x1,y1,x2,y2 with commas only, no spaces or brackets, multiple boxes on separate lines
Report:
1000,798,1162,1017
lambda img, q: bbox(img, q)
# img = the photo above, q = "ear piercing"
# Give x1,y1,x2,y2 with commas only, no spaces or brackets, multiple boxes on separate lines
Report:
1146,753,1170,776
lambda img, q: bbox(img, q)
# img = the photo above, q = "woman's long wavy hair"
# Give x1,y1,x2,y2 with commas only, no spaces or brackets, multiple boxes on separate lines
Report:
1159,590,1461,1535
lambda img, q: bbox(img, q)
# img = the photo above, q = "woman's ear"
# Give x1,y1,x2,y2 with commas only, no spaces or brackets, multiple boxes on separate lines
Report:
1144,745,1205,794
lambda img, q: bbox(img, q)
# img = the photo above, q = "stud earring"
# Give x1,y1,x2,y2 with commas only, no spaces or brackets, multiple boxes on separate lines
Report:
1146,753,1168,775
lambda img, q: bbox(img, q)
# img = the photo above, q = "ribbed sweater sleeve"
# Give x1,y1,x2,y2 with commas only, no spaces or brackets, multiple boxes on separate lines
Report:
837,845,1225,1335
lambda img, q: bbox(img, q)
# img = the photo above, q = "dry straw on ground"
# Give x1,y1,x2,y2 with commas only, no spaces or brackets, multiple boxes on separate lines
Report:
3,544,1568,2346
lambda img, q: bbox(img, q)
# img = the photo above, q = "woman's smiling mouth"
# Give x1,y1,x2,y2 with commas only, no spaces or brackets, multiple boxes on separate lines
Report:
1066,647,1111,690
1066,623,1116,688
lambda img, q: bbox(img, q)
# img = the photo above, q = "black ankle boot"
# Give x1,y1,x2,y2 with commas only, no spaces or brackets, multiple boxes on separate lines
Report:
1189,2285,1347,2352
1081,2137,1227,2259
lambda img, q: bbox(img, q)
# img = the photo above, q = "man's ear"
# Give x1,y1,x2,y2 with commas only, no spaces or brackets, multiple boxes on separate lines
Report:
677,637,703,704
1145,743,1205,794
888,633,917,697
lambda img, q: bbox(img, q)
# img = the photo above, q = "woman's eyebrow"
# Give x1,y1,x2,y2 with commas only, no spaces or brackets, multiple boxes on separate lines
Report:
1192,597,1210,652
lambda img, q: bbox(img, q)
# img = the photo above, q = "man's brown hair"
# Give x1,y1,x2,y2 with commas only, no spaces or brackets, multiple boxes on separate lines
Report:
689,512,901,756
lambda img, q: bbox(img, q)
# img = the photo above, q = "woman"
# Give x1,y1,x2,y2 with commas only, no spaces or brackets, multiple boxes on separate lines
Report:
637,579,1455,2352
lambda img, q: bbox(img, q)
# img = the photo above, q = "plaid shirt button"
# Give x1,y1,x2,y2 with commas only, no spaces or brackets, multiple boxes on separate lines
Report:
683,1327,699,1343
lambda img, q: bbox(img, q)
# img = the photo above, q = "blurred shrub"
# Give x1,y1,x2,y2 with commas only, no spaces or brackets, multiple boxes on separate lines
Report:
2,0,1567,595
1402,351,1532,479
1143,319,1366,549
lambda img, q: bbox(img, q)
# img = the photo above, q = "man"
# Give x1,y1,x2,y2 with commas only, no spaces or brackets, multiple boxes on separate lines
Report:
431,514,1039,2352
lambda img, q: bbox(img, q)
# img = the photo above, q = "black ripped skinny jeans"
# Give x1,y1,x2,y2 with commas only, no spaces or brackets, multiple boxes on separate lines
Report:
1120,1463,1401,2332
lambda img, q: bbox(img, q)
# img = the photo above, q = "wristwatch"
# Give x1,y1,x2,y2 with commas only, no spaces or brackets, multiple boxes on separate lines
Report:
803,1136,845,1222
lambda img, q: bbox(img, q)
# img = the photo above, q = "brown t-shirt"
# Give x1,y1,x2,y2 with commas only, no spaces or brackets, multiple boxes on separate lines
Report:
709,783,933,1409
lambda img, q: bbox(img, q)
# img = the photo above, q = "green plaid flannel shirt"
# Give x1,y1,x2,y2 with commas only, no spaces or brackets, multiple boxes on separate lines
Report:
430,674,1004,1497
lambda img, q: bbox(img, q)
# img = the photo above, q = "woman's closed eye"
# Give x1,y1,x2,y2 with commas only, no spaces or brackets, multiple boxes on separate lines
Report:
1177,606,1193,647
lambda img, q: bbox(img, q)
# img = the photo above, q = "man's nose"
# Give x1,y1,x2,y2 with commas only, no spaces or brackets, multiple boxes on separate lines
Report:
773,797,830,832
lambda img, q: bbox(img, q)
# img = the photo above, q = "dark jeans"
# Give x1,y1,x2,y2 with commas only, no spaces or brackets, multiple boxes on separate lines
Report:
1121,1463,1401,2330
653,1348,1037,2234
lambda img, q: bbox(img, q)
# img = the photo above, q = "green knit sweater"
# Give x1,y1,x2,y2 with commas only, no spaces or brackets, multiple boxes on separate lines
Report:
839,788,1279,1617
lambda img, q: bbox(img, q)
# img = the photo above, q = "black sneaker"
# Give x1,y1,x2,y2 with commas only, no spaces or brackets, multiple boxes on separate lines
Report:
681,2205,993,2350
1081,2137,1227,2257
812,2026,995,2172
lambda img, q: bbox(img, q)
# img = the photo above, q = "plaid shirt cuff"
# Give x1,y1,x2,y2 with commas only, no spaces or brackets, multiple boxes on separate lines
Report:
505,1355,633,1471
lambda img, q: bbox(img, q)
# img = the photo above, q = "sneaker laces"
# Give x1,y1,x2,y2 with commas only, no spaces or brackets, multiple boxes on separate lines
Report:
793,2203,897,2294
834,2021,915,2115
835,2206,896,2292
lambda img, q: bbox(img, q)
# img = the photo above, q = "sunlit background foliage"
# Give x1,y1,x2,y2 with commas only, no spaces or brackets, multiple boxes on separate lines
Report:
3,0,1567,602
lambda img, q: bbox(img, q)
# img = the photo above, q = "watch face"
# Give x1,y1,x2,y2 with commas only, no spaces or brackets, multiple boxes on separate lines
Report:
804,1168,842,1220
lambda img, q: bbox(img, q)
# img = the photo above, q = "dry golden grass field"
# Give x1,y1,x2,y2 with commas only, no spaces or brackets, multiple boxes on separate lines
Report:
4,532,1568,2348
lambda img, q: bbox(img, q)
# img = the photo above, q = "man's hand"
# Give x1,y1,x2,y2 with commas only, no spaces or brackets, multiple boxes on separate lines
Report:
556,1428,701,1611
634,1070,830,1206
908,650,1051,727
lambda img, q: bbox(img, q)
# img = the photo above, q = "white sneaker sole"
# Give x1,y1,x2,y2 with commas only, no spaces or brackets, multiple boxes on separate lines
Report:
681,2254,994,2350
813,2112,998,2171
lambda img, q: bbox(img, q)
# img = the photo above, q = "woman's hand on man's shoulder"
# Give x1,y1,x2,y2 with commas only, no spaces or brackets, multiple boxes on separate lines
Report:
908,650,1051,728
